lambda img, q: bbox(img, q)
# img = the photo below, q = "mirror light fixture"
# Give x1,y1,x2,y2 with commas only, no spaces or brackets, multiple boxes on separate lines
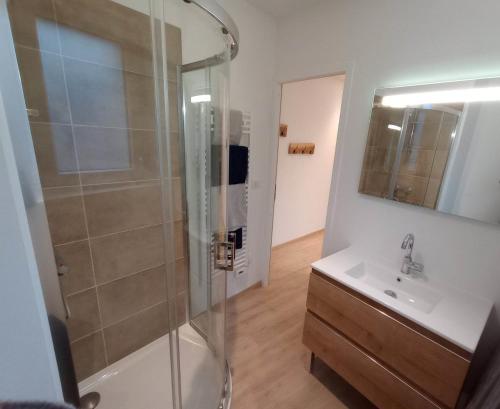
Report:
382,86,500,108
191,94,211,103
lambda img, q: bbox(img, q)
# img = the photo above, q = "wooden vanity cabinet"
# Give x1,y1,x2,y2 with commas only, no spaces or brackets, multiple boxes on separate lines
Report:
303,269,473,409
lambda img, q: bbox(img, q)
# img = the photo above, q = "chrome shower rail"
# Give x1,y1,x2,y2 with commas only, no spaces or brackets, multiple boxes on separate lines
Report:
182,0,239,72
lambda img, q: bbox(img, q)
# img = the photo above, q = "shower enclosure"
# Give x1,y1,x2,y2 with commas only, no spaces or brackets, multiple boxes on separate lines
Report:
5,0,238,408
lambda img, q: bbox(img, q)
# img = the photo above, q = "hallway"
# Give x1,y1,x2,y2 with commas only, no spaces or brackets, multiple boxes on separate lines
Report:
227,231,374,408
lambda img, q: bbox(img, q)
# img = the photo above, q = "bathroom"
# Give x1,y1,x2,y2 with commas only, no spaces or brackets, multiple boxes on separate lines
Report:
1,0,500,408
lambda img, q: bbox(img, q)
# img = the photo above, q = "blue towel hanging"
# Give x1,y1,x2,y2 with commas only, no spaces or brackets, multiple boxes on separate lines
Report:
229,145,248,185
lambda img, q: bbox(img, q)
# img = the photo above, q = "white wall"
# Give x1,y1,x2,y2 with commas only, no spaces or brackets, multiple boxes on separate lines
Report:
275,0,500,331
218,0,278,296
450,102,500,224
272,76,344,246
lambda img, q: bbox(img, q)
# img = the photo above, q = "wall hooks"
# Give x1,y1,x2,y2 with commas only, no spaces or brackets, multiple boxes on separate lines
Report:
279,124,288,137
288,143,315,155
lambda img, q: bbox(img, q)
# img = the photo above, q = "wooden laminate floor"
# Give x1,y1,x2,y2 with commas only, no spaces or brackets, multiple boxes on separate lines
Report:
227,230,376,409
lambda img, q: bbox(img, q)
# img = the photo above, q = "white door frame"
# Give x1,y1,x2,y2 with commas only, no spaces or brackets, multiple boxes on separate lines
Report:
262,61,356,286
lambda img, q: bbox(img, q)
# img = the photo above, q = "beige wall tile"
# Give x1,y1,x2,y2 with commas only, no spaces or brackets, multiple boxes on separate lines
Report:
367,108,403,149
80,129,159,185
358,170,390,197
362,147,395,174
91,224,164,284
54,0,153,76
172,177,184,222
437,113,458,150
124,71,156,130
98,266,167,327
54,240,94,295
73,126,131,173
165,24,182,66
406,110,442,150
424,179,442,209
64,58,128,128
66,288,101,341
395,175,428,205
176,258,187,294
7,0,58,52
104,302,168,364
176,292,187,326
174,221,185,259
168,81,180,133
30,123,80,188
43,187,87,245
431,150,450,180
15,46,71,124
121,44,154,78
170,132,182,178
399,148,434,178
83,181,162,237
70,331,106,381
166,24,182,81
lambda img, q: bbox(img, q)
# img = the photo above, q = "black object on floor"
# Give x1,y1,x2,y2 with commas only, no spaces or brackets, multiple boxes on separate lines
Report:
48,315,80,407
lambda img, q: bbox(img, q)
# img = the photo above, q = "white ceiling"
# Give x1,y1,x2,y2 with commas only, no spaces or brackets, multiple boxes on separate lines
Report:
245,0,325,19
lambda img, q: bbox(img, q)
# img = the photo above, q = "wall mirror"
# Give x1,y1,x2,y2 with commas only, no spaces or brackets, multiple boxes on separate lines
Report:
359,77,500,225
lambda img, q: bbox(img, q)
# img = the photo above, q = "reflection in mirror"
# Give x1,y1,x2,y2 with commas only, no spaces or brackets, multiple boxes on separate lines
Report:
359,79,500,225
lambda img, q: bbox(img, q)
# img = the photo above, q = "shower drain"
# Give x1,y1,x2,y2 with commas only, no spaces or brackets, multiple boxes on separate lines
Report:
80,392,101,409
384,289,398,299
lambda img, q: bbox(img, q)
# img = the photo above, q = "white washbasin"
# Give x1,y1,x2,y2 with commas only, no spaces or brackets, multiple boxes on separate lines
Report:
345,262,442,313
311,247,493,353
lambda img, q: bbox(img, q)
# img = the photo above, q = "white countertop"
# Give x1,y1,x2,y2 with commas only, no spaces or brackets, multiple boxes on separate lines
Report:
311,247,493,354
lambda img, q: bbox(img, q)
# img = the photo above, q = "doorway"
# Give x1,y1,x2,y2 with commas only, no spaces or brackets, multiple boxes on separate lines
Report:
271,75,346,250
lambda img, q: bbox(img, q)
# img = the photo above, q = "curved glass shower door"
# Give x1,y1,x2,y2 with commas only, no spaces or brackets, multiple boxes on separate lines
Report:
6,0,236,408
179,56,230,409
167,1,234,407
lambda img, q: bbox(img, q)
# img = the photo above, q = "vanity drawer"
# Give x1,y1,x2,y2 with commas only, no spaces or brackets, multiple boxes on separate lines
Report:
303,312,442,409
306,271,470,408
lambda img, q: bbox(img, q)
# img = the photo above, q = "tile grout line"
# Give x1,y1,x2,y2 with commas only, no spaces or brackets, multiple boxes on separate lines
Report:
29,118,180,134
42,178,162,191
52,220,185,249
99,300,169,331
69,287,187,345
65,260,177,297
14,44,180,83
30,119,156,132
41,174,183,191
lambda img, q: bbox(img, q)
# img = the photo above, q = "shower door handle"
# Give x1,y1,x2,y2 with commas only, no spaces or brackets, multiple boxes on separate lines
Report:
214,241,235,271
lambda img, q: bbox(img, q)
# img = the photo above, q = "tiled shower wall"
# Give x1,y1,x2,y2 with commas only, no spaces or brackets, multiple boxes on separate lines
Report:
8,0,187,381
360,108,457,208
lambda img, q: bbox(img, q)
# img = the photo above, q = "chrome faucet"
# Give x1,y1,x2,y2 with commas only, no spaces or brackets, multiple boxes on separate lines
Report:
400,233,424,275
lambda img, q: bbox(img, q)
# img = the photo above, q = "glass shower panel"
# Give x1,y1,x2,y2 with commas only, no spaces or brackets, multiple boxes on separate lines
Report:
8,0,235,407
179,51,230,409
182,67,212,334
7,0,182,406
207,57,231,409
